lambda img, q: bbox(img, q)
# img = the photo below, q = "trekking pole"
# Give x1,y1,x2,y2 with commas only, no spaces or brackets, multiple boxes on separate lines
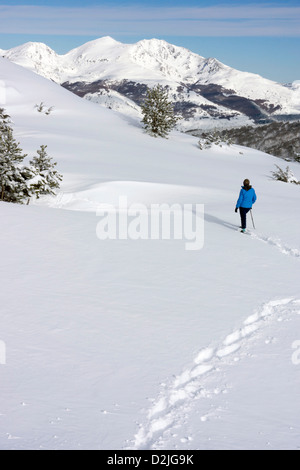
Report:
250,209,256,229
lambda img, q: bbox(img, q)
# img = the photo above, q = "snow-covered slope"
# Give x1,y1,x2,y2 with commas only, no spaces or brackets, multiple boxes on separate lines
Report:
1,57,300,450
2,37,300,129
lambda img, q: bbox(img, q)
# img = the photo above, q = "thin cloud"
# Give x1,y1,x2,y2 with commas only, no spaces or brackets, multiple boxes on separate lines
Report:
0,4,299,37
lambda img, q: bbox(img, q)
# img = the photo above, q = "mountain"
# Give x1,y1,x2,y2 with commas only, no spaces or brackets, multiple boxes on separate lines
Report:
1,37,300,130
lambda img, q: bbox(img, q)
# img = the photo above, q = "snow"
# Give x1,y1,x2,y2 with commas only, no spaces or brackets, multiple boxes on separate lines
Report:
1,57,300,450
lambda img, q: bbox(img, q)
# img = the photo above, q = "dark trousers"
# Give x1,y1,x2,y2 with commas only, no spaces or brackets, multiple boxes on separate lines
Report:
239,207,250,229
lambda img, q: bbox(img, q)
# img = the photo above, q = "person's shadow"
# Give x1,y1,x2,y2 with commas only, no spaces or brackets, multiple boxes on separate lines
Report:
204,213,238,232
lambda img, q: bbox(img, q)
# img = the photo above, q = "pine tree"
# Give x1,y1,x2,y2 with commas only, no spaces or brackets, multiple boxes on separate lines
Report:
141,84,179,138
0,108,11,134
0,124,28,203
0,109,63,204
29,145,63,198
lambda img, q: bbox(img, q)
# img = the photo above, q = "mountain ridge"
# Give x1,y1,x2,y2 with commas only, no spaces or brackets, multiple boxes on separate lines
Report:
1,36,300,130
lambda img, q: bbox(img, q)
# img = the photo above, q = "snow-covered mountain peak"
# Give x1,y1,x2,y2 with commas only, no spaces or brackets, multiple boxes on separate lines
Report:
132,38,186,57
1,36,300,126
84,35,121,47
202,57,227,73
291,80,300,91
127,38,209,83
4,41,57,60
2,41,60,79
65,36,124,60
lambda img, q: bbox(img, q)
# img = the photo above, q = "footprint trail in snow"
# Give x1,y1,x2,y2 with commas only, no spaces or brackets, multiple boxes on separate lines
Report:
127,298,300,450
250,231,300,259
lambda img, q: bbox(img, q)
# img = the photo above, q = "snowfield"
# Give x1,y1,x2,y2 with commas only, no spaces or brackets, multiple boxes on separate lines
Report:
0,57,300,450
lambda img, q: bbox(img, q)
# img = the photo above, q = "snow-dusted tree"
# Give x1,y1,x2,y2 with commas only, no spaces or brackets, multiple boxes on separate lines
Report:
141,84,179,138
271,165,299,184
0,108,13,142
34,102,45,113
0,125,29,203
34,103,54,115
0,109,62,204
29,145,63,198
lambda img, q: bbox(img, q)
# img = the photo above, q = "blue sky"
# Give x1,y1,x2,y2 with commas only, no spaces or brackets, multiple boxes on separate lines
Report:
0,0,299,83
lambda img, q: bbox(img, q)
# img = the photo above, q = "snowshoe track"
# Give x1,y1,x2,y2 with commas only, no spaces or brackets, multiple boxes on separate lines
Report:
250,232,300,259
127,298,300,450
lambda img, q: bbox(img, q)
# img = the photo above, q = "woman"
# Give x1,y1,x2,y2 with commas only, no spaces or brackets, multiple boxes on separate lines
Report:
235,179,257,232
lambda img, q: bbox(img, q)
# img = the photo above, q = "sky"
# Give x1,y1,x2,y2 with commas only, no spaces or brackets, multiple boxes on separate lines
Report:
0,0,299,83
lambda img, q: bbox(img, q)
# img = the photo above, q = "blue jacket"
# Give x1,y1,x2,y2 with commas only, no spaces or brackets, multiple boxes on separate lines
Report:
236,186,257,209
